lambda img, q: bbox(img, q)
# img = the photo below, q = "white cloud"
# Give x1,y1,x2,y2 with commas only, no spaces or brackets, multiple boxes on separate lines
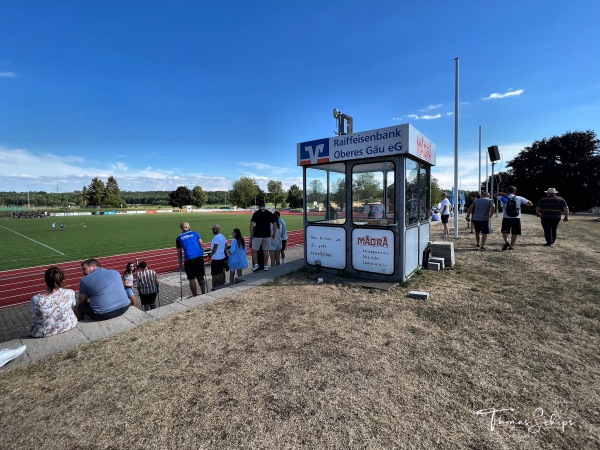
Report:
431,142,529,190
0,146,304,193
0,71,16,78
483,89,524,100
419,104,442,112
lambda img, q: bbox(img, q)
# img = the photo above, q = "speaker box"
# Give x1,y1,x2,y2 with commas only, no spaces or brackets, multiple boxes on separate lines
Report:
488,145,500,161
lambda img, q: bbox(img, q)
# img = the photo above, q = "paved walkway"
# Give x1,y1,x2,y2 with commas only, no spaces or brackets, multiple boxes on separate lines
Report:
0,246,305,372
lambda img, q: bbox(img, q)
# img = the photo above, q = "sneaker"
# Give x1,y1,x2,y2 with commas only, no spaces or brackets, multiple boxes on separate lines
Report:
502,243,510,251
252,264,260,272
480,247,486,251
543,243,552,247
0,345,26,368
263,265,269,271
508,246,514,250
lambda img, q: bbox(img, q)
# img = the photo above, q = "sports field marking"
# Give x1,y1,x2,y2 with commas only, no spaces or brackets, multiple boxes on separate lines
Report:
0,225,65,255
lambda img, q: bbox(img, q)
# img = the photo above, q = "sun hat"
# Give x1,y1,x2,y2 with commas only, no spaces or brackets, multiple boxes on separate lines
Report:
544,187,559,194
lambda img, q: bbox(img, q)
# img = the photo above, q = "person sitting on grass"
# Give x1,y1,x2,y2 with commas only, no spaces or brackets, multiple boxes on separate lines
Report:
30,266,78,337
76,258,132,321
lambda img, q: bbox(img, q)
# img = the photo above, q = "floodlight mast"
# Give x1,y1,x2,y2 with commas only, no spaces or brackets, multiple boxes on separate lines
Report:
333,108,353,135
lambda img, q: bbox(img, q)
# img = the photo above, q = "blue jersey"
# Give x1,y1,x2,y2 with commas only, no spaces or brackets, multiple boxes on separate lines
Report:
176,230,203,260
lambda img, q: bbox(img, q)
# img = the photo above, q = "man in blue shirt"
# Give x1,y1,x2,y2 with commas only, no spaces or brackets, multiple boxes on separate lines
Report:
77,259,132,321
176,222,206,296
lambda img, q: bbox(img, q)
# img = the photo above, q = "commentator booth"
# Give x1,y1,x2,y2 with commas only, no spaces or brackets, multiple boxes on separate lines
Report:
297,124,436,283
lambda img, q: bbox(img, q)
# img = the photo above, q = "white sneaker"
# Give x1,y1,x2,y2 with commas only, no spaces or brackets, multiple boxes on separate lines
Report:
264,265,269,271
0,345,26,368
252,264,260,272
281,259,285,265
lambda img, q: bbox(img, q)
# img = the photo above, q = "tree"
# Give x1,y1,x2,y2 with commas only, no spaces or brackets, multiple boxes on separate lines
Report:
230,177,260,208
267,180,286,209
331,178,347,211
430,177,442,207
308,179,324,205
286,184,303,209
507,130,600,211
353,172,381,203
168,186,193,208
86,177,106,207
191,186,208,208
105,176,125,207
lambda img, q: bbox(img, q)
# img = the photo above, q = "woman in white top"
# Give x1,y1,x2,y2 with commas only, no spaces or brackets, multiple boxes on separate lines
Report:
30,267,78,337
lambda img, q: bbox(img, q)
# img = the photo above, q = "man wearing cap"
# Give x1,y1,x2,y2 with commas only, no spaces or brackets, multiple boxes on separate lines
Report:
494,186,533,250
536,188,569,246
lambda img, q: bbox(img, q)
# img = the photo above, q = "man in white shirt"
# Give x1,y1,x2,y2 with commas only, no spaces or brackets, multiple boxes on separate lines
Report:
439,192,452,237
494,186,533,250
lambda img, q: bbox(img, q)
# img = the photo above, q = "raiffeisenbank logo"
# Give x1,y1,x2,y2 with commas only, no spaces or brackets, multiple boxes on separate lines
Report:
299,138,329,165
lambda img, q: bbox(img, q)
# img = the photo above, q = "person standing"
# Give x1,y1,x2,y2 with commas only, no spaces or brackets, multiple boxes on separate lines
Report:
249,199,278,272
209,224,227,289
536,188,569,246
51,222,56,231
465,192,495,250
227,228,248,284
136,261,159,310
494,186,533,251
30,267,78,337
76,259,132,321
60,222,64,231
274,211,288,264
176,222,206,296
269,215,283,267
439,192,451,238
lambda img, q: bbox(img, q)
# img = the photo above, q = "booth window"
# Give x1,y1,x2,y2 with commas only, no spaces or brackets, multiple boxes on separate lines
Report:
406,159,430,226
305,164,346,223
351,161,395,226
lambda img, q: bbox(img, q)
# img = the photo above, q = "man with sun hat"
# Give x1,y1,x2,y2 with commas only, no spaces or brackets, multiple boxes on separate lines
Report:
535,187,569,246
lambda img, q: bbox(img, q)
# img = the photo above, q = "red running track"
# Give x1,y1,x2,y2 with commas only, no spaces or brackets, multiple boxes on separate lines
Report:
0,230,304,309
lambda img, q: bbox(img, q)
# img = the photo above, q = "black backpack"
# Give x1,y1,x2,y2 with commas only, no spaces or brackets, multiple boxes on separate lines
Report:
505,197,519,217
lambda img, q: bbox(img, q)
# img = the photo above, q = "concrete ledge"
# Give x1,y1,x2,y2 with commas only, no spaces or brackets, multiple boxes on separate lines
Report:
181,295,214,308
78,315,138,342
145,302,189,319
21,328,91,361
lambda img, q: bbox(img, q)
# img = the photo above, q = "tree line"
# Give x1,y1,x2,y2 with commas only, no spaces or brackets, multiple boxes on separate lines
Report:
483,130,599,212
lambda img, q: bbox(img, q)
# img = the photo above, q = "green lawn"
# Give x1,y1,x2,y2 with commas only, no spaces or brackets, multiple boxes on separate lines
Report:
0,212,304,271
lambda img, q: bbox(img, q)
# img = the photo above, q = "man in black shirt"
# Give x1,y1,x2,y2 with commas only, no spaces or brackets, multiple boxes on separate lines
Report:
249,199,278,272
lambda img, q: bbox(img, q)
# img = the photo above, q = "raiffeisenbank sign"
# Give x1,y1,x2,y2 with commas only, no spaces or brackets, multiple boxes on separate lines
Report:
297,124,436,167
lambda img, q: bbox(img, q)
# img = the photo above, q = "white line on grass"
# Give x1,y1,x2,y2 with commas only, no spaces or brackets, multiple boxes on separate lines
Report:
0,225,65,255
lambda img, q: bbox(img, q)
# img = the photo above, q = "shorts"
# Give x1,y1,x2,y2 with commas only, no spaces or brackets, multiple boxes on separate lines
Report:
473,220,490,234
211,258,226,275
252,237,272,251
270,241,282,251
78,302,129,321
124,287,135,297
441,214,450,224
501,218,522,235
140,292,157,306
184,256,205,280
281,240,287,250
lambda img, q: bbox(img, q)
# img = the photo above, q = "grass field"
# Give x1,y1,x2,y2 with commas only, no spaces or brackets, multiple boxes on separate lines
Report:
0,212,304,271
0,215,599,448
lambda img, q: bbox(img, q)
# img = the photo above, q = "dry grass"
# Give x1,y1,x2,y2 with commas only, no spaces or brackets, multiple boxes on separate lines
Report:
1,215,599,449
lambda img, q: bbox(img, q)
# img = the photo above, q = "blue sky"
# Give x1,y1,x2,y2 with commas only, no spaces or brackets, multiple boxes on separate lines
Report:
1,1,599,195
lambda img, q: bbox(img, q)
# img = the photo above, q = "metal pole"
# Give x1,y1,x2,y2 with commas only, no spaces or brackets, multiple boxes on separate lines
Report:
478,126,482,195
453,57,459,240
489,161,495,233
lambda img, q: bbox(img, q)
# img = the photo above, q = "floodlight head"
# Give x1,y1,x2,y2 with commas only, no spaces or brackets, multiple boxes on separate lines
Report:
487,145,501,162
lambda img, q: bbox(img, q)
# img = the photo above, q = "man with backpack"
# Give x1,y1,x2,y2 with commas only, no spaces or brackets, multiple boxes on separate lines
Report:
494,186,533,251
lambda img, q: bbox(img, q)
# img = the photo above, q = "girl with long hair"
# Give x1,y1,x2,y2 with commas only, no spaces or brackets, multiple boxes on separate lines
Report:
227,228,249,283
